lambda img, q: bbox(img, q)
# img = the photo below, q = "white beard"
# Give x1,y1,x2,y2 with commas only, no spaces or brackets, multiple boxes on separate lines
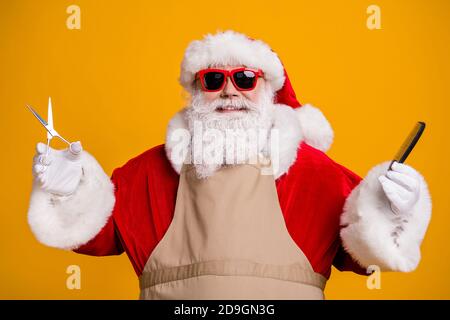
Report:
185,87,276,179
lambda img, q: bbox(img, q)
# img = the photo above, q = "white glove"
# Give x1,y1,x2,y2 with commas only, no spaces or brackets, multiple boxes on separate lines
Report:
378,161,421,215
32,141,83,196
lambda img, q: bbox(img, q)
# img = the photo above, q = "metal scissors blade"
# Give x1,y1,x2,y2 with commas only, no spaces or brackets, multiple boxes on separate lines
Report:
47,97,54,140
26,97,70,145
26,104,52,135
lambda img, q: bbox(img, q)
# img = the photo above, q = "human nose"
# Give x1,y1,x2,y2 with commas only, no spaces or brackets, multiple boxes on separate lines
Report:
220,76,239,98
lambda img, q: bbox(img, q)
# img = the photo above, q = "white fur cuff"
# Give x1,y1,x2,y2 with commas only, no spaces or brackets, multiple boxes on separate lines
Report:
340,162,432,272
27,151,115,250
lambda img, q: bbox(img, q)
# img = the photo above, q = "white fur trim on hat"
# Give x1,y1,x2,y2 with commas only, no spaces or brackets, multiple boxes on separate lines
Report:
180,30,285,93
295,104,334,152
340,162,432,272
27,151,115,250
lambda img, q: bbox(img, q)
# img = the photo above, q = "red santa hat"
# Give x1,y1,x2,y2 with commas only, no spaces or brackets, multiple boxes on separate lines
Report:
178,30,334,153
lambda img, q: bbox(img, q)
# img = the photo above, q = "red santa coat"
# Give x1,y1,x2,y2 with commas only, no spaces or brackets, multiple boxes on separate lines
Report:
27,31,431,282
75,141,366,279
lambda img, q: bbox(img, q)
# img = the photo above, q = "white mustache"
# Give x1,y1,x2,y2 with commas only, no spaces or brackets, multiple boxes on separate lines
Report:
211,98,254,110
192,96,258,114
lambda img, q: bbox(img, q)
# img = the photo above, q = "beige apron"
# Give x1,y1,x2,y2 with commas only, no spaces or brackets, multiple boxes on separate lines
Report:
139,163,327,300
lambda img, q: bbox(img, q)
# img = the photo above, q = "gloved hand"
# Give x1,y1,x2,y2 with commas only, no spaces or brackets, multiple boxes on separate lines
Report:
32,141,83,196
378,161,421,215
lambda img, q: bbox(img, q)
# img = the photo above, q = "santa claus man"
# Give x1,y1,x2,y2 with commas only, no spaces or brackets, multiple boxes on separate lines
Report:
28,30,432,300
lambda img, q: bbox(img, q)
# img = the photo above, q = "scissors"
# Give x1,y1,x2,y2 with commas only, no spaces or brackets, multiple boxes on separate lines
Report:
26,97,73,158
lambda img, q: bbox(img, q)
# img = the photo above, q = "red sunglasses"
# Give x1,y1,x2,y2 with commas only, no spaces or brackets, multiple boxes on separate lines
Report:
196,68,264,92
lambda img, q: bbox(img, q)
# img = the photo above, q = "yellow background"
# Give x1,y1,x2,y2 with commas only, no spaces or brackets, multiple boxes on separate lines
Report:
1,0,449,299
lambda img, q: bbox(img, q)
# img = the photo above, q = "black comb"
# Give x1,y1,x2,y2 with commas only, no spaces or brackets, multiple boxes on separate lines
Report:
388,122,426,171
